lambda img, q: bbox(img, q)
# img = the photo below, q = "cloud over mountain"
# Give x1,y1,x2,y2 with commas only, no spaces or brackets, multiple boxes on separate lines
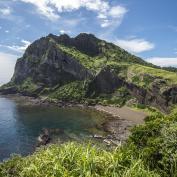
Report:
19,0,127,28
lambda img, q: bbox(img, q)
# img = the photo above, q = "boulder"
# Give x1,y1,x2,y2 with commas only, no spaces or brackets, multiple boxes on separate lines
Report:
37,128,51,147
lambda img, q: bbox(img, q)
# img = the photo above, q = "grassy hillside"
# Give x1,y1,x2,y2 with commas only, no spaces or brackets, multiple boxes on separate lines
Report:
127,64,177,88
58,42,177,92
57,42,153,74
0,143,159,177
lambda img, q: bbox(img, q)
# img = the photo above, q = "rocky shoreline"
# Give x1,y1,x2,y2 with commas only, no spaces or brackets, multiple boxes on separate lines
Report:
0,94,147,147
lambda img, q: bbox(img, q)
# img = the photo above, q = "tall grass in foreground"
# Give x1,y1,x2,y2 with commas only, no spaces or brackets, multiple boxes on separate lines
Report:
0,142,159,177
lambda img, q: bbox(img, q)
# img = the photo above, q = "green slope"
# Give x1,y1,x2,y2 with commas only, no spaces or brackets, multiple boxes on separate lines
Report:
1,33,177,110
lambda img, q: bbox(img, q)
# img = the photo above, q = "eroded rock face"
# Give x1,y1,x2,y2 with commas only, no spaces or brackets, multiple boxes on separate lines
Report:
12,38,93,87
87,67,124,97
125,81,177,112
49,33,101,57
87,67,177,112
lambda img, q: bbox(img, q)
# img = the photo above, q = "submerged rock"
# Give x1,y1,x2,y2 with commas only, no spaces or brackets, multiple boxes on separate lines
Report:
36,128,65,147
37,128,51,147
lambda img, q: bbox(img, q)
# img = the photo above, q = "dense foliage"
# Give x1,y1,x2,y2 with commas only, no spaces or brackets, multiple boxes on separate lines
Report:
127,64,177,89
1,107,177,176
49,81,88,101
0,142,158,177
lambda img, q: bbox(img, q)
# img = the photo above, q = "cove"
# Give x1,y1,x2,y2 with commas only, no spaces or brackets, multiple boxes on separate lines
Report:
0,96,106,161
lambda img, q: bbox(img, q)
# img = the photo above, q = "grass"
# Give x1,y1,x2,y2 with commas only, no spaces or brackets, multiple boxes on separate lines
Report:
58,43,152,76
18,78,39,93
58,44,97,73
0,142,159,177
95,87,132,107
55,44,177,93
127,64,177,89
1,78,39,94
49,81,88,101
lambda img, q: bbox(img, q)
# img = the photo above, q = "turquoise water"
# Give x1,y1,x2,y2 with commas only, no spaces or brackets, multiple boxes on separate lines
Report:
0,96,105,161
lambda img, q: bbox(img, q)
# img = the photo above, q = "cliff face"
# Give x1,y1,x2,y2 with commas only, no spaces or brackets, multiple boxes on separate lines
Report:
12,37,93,87
1,33,177,111
86,67,177,111
125,82,176,112
86,67,124,96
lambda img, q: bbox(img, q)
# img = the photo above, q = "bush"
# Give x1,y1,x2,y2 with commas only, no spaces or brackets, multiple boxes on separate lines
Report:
49,81,88,101
129,110,177,176
0,142,159,177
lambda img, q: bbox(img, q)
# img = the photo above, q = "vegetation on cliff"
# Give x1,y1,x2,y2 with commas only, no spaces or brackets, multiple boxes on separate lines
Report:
1,33,177,112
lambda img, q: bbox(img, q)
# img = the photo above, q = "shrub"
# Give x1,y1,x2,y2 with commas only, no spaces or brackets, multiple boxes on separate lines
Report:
0,142,159,177
49,81,87,101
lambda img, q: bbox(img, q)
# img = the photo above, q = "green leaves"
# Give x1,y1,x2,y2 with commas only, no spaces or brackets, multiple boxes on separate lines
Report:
0,142,159,177
49,81,87,101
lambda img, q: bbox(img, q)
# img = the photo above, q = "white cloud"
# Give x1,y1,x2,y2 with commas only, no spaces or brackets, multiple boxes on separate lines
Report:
0,52,17,86
115,38,155,53
20,0,60,21
101,19,110,28
19,0,127,28
146,57,177,67
0,7,11,16
5,30,9,33
59,29,71,34
48,0,110,13
109,5,127,18
5,40,31,53
99,6,127,28
97,13,107,19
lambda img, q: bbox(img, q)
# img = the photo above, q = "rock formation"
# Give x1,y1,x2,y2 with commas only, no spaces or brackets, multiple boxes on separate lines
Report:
1,33,177,112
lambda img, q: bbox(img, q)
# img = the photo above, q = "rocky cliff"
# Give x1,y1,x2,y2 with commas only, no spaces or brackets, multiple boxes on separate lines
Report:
12,36,93,86
1,33,177,111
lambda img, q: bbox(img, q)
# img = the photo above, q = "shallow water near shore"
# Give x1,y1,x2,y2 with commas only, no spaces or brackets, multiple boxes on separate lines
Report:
0,96,107,161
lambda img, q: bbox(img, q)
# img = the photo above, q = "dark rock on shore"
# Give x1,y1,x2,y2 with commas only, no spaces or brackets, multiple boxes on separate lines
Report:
36,128,65,147
37,128,51,147
0,86,17,95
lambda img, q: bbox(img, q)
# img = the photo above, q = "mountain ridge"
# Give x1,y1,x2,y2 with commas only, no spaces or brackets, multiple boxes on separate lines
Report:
1,33,177,112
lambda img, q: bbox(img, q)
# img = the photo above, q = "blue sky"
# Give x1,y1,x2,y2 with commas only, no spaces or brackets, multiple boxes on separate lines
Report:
0,0,177,85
